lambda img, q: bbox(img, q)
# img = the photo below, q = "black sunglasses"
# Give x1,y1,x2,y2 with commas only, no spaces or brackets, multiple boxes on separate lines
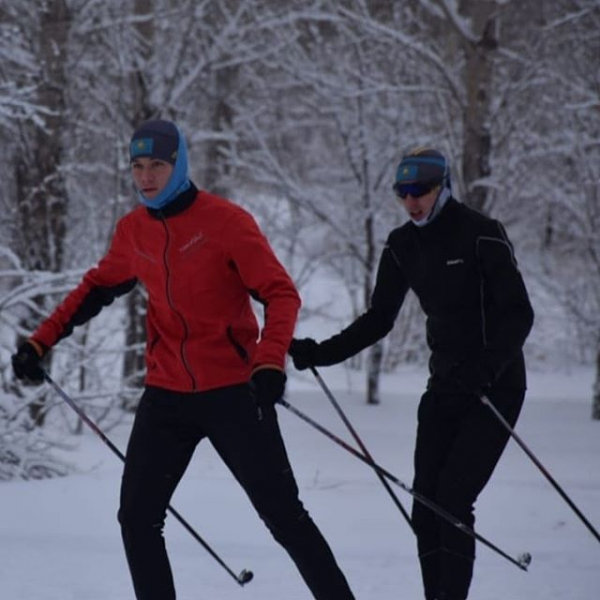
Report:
393,182,434,199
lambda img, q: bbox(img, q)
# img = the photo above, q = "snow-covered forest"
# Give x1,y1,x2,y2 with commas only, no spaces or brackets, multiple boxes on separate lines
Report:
0,0,599,481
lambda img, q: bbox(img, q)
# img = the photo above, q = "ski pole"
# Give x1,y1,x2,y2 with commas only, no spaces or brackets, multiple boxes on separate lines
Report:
43,371,253,586
481,394,600,545
310,366,413,531
279,396,532,571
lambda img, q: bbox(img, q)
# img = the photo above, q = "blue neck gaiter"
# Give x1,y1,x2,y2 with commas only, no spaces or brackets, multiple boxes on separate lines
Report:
136,125,191,210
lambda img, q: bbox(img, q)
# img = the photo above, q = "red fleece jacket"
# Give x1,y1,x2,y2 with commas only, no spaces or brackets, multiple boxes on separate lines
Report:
33,191,300,392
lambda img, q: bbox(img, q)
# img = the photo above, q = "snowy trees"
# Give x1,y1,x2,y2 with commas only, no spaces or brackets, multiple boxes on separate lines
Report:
0,0,598,479
226,0,600,404
528,0,600,418
224,3,415,404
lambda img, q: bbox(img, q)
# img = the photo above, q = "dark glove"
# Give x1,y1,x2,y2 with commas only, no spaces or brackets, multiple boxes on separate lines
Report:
12,341,46,384
450,360,494,396
288,338,319,371
250,368,286,408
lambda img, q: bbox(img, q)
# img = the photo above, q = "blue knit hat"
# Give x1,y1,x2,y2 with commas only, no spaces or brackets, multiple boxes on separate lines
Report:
130,119,179,164
130,119,191,210
394,147,449,187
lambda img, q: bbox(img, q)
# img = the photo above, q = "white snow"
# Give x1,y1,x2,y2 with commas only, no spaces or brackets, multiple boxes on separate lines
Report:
1,365,599,600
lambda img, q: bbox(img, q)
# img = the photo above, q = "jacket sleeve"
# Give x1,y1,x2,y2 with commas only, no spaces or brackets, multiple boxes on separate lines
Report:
224,209,301,370
31,220,138,350
315,240,410,365
477,221,534,376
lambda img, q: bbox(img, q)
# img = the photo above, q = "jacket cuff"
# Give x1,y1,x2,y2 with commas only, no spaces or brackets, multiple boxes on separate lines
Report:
251,364,284,376
28,339,47,358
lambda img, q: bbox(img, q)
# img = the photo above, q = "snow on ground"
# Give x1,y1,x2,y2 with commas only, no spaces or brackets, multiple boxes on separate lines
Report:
1,366,599,599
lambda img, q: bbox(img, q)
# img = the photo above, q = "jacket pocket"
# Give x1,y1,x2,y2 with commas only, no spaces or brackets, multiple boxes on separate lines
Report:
226,326,249,363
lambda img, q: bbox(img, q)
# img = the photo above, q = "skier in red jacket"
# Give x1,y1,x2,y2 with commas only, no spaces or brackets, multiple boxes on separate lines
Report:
12,119,356,600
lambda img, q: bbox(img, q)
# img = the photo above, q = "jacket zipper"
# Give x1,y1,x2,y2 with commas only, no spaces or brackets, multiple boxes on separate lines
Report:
159,214,197,390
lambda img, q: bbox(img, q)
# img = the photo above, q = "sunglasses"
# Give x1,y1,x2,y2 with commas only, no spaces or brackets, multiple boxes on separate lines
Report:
393,182,434,199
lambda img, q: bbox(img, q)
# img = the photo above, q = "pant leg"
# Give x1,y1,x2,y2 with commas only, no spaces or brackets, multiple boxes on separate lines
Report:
203,385,355,600
412,390,464,600
118,387,204,600
434,387,525,600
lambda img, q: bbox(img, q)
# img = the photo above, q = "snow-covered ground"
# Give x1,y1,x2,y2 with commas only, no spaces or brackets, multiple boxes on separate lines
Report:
1,365,599,600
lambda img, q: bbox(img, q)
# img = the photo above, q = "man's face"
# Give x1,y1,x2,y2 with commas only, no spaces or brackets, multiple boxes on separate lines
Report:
131,157,173,199
400,185,440,222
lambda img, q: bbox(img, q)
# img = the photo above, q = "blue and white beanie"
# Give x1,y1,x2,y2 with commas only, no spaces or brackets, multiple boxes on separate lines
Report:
130,119,191,210
394,147,452,227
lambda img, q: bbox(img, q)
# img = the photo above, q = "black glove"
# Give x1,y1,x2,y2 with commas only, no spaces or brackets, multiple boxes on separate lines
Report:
450,360,494,396
250,368,286,408
12,341,46,384
288,338,319,371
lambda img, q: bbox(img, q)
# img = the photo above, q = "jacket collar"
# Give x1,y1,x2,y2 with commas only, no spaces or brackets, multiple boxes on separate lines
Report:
147,182,199,219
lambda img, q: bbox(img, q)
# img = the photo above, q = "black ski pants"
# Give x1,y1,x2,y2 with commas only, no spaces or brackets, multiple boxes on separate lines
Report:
118,384,355,600
411,388,525,600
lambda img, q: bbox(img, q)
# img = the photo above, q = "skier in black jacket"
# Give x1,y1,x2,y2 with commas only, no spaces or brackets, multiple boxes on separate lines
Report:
289,147,534,600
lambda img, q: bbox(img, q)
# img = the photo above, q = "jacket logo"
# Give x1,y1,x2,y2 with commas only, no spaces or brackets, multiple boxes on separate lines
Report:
179,232,205,253
446,258,464,265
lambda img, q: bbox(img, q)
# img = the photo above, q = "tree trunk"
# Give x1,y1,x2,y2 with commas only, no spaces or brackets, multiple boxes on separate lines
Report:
364,204,383,405
460,0,497,213
16,0,69,273
123,287,147,399
356,80,382,406
367,341,384,405
203,66,236,196
592,341,600,420
14,0,70,426
120,0,156,406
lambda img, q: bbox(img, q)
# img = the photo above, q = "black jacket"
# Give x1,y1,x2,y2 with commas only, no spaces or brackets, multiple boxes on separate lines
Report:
316,198,534,392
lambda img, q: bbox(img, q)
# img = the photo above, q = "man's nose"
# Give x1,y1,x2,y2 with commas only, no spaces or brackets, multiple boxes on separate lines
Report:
139,167,153,181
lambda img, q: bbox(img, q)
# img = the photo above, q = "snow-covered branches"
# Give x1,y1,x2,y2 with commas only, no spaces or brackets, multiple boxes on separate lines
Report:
0,0,598,480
